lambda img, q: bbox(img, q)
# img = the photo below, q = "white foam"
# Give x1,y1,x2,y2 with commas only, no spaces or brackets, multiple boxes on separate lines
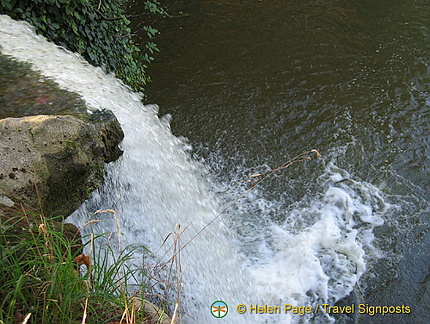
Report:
0,15,256,323
221,162,389,323
0,16,392,323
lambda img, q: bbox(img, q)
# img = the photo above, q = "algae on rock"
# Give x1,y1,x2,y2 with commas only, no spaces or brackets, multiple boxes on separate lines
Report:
0,54,124,220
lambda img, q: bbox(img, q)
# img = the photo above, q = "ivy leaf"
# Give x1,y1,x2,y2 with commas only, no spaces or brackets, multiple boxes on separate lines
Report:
1,0,165,92
65,5,73,16
71,22,78,35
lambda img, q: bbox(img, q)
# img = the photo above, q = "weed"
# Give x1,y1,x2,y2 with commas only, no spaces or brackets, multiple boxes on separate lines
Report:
0,207,170,323
0,149,321,323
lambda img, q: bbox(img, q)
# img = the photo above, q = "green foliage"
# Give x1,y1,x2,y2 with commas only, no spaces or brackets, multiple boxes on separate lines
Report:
0,212,150,323
0,0,165,91
0,214,83,323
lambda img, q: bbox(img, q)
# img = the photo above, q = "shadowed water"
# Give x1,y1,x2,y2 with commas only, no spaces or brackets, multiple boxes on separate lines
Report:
1,0,429,320
130,0,430,322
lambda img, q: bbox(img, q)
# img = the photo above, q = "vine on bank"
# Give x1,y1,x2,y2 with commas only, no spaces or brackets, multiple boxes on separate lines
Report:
0,0,165,91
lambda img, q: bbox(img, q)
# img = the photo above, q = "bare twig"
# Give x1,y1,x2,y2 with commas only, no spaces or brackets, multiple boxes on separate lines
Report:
166,149,322,262
94,8,123,21
93,209,121,251
171,303,179,324
81,281,90,324
20,313,31,324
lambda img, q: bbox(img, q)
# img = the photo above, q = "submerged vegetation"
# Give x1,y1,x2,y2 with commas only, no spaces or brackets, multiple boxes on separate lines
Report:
0,0,165,91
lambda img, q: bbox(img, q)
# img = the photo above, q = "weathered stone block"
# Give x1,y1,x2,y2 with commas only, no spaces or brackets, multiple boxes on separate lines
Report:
0,113,123,218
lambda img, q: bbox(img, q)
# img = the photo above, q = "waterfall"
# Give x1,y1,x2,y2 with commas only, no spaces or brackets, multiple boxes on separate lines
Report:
1,15,391,323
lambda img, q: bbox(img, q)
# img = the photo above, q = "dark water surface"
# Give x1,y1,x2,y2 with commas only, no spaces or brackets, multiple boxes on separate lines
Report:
130,0,429,322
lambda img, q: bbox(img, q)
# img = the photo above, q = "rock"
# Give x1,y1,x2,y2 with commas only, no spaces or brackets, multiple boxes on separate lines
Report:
0,53,124,269
131,298,173,324
88,109,124,162
0,54,88,119
0,113,123,218
0,53,124,219
0,195,14,207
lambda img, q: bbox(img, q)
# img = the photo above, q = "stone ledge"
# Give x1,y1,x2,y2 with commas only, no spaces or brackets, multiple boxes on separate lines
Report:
0,113,123,219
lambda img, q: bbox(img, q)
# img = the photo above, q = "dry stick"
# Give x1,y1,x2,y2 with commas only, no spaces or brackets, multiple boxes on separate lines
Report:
144,150,321,323
164,232,177,309
173,224,183,324
170,303,179,324
81,233,95,323
166,149,322,262
144,226,194,322
120,293,130,324
83,219,101,227
147,221,193,290
132,298,137,323
93,209,122,252
33,182,54,260
20,313,31,324
81,282,90,324
154,224,183,321
173,272,184,324
154,221,192,265
89,233,94,287
21,205,44,261
34,182,45,219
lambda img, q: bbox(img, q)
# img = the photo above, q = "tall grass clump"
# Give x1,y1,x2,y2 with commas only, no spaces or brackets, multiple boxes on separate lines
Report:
0,211,83,323
0,150,321,323
0,208,170,324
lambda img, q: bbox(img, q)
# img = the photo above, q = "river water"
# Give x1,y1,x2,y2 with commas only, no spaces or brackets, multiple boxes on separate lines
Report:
129,0,430,323
0,0,428,322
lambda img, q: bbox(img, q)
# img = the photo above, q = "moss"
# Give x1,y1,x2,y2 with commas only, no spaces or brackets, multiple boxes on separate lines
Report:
43,160,103,218
0,54,88,119
64,140,79,151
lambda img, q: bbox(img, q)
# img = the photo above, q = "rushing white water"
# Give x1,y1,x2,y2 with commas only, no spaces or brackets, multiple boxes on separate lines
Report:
1,15,391,323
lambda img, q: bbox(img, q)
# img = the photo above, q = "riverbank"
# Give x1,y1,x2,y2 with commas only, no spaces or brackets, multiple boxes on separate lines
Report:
0,41,171,324
0,207,171,324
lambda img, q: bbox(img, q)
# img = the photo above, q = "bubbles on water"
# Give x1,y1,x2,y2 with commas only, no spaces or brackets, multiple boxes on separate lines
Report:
0,15,399,323
220,159,391,323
